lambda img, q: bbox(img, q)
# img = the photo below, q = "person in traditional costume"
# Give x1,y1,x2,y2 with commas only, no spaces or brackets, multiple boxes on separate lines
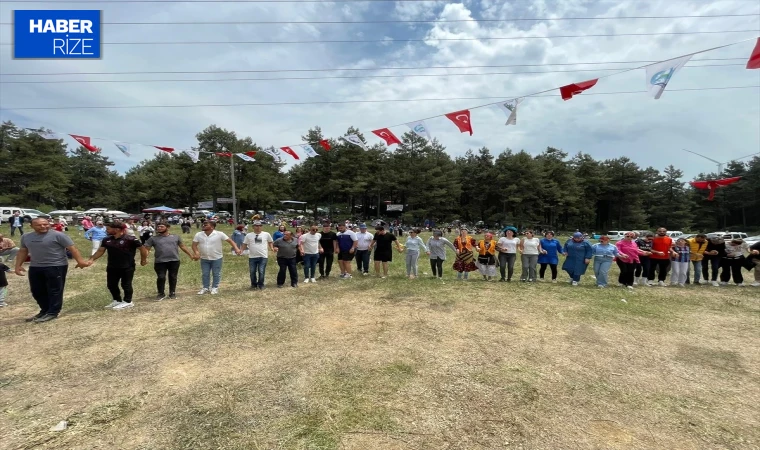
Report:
562,232,593,286
475,232,498,280
453,228,478,280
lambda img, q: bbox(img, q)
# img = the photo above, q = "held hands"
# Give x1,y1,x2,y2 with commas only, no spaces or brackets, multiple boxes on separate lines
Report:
584,259,590,265
426,251,431,255
140,259,148,266
619,254,629,259
319,248,324,254
235,249,243,255
76,260,92,269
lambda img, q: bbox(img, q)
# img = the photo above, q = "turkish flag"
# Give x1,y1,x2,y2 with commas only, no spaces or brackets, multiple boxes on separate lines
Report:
746,38,760,69
319,139,331,151
281,146,300,160
444,110,473,135
69,134,99,152
559,79,598,100
245,151,257,157
215,152,232,157
154,146,175,153
372,128,402,146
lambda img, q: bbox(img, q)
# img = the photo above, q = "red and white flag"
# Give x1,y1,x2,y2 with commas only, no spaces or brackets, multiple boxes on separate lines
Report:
69,134,99,152
371,128,402,146
281,146,300,160
318,140,331,151
154,146,175,153
445,110,473,135
244,151,257,157
215,152,232,157
746,38,760,69
559,79,598,100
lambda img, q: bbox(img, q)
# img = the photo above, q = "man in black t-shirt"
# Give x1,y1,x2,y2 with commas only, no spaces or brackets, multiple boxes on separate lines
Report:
89,222,149,310
318,223,338,278
370,225,402,278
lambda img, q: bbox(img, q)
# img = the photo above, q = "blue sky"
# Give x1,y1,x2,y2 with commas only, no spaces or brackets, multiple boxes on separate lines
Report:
1,0,759,179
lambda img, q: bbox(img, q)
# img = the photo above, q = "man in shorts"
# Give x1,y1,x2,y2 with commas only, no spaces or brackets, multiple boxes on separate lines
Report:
335,223,358,279
370,225,402,278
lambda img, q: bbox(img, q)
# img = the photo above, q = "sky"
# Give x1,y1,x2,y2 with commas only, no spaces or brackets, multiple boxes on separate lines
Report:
1,0,759,180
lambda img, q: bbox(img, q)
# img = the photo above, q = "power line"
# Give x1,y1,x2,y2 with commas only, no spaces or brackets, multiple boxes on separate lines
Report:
3,86,757,111
0,64,742,84
0,58,747,77
1,29,755,46
0,0,691,2
2,13,755,25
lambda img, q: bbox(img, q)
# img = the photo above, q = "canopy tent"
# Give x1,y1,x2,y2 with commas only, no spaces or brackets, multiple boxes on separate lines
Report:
143,206,183,213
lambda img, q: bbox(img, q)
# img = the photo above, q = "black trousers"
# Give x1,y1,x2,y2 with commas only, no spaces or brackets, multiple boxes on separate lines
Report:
635,256,650,278
648,258,670,282
702,256,721,281
720,257,744,284
277,257,298,286
430,257,444,277
616,260,636,286
107,267,135,303
28,265,68,316
498,253,516,280
318,253,334,277
539,263,557,280
154,260,180,294
10,225,23,237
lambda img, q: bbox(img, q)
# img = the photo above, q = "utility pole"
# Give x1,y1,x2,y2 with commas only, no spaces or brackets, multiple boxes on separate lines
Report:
230,151,238,225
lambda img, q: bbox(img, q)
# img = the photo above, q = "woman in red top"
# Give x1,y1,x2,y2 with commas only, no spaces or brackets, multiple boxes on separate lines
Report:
648,227,673,286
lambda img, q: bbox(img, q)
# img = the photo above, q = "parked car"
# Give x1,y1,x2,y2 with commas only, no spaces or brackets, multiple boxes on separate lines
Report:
666,231,683,238
707,231,749,241
0,207,51,222
605,231,629,241
744,235,760,247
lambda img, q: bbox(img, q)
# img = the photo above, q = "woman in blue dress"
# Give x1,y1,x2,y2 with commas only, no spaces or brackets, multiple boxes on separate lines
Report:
538,231,562,283
562,232,593,286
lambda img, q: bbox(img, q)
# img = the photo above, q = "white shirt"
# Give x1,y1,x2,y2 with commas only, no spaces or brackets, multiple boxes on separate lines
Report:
521,237,540,255
243,231,273,258
355,231,374,250
300,232,322,254
497,237,520,253
192,230,230,260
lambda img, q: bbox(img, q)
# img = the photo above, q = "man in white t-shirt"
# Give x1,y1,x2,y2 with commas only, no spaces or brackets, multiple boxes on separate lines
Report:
354,223,374,276
298,224,323,283
191,221,241,295
241,220,274,290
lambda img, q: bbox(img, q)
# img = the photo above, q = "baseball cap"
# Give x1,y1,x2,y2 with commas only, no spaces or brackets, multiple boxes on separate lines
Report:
359,223,367,229
253,220,262,225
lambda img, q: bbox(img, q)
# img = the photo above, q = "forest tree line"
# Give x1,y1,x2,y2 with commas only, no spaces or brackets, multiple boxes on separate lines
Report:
1,121,758,232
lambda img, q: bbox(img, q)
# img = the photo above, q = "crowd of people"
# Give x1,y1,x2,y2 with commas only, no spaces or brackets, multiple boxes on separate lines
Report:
1,217,758,322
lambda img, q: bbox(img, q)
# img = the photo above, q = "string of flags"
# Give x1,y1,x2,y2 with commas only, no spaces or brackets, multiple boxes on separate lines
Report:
24,36,760,163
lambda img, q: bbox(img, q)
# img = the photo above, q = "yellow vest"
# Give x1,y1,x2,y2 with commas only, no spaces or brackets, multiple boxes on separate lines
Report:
687,238,707,261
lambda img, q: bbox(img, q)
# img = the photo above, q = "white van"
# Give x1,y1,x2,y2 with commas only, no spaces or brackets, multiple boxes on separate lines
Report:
0,207,51,223
666,231,683,238
605,231,629,241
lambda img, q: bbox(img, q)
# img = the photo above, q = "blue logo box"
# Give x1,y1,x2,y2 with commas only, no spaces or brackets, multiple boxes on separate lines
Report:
13,10,101,59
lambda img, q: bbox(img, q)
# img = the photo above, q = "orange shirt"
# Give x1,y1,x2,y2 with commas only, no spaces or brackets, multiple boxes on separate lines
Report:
650,236,673,259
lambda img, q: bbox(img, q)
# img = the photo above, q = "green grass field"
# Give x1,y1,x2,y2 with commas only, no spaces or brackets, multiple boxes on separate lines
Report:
1,225,759,449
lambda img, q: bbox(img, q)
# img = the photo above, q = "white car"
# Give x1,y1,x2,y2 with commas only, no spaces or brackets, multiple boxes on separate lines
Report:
605,231,629,241
744,235,760,247
708,231,749,241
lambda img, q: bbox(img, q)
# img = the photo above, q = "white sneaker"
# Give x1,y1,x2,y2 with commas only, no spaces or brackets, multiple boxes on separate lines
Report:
712,281,719,287
113,302,133,310
310,278,317,283
736,283,746,287
720,282,728,286
627,285,634,290
104,300,120,309
679,283,685,288
658,281,666,287
210,288,219,295
552,279,558,283
572,281,578,286
597,285,605,289
751,282,760,287
362,272,369,276
197,288,209,295
0,301,7,307
303,278,310,283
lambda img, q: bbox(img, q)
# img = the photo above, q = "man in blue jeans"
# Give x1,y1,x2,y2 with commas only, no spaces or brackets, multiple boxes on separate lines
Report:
14,218,90,322
298,225,323,283
191,221,241,295
241,221,274,290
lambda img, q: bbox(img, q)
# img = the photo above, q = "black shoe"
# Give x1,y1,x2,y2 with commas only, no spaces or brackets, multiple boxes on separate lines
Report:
291,284,298,288
277,285,284,288
258,285,265,290
25,312,44,322
499,278,505,282
168,293,177,299
156,293,166,301
248,286,258,291
33,314,58,323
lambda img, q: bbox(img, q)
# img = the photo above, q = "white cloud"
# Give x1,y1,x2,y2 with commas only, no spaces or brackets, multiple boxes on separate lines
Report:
0,0,758,179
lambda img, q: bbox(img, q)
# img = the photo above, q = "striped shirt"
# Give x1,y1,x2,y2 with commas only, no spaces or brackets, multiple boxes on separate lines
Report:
671,245,690,263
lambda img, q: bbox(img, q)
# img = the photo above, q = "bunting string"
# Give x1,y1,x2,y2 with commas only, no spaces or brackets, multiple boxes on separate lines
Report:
22,36,760,162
